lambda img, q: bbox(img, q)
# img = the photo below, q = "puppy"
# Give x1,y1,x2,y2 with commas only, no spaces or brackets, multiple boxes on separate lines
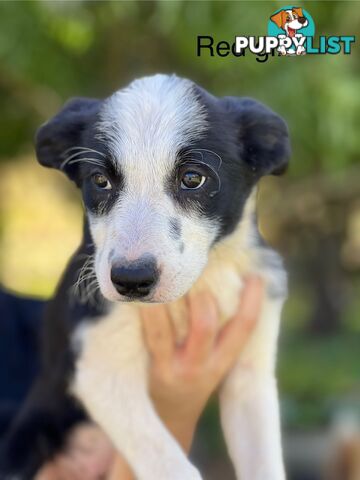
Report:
270,7,309,56
0,74,290,480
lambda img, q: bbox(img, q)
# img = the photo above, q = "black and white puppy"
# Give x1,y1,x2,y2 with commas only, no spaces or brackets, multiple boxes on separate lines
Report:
0,74,290,480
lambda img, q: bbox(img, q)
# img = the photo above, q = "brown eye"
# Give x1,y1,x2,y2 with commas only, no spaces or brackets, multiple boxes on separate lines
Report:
181,171,206,190
92,173,112,190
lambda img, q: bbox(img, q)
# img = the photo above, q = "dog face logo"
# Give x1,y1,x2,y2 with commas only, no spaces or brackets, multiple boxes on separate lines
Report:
270,8,308,38
269,6,314,56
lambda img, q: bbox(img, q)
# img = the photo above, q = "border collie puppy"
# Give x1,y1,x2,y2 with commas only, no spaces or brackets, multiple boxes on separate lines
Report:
0,74,290,480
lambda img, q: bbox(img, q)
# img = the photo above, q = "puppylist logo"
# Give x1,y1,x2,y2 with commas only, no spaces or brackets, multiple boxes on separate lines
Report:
197,6,355,62
268,6,313,56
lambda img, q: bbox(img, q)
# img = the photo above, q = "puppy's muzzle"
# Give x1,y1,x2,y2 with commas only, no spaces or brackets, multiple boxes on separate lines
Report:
111,255,159,299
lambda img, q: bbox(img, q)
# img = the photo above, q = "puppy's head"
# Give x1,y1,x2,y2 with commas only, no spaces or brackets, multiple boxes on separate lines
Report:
36,74,290,303
271,8,308,35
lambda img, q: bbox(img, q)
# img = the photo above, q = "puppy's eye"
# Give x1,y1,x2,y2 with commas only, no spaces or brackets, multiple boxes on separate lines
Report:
181,171,206,190
92,173,112,190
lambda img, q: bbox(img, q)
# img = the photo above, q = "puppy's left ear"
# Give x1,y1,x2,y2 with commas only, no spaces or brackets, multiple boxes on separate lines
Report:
223,97,291,176
35,97,101,170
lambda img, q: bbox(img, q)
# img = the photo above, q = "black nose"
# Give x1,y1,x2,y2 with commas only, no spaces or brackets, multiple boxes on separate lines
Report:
111,257,159,298
298,16,307,24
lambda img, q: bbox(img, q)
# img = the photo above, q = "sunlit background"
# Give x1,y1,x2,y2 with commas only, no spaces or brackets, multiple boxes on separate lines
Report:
0,2,359,479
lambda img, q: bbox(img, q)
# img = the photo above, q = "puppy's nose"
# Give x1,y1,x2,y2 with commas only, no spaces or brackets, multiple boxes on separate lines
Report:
298,16,307,24
111,257,159,298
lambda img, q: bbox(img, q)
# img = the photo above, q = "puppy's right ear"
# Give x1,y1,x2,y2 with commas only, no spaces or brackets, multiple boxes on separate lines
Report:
35,97,100,170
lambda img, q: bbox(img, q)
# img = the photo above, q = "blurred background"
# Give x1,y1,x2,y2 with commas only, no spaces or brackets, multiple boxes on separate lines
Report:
0,1,359,479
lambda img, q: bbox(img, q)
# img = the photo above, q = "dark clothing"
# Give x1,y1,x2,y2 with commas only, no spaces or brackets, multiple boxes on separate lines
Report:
0,287,45,435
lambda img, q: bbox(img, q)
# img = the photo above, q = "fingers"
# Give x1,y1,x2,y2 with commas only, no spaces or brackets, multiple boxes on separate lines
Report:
213,276,264,373
142,277,263,385
181,291,218,365
141,304,174,367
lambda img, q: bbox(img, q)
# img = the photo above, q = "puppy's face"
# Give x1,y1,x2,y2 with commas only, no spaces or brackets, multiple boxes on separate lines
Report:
271,8,308,36
36,75,290,303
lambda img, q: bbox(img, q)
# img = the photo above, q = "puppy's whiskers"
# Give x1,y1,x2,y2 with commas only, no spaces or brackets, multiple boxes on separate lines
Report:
184,148,223,170
60,157,107,171
62,146,106,158
60,146,107,171
72,254,101,306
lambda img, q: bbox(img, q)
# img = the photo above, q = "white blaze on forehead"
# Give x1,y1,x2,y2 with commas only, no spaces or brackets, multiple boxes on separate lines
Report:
96,74,208,176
